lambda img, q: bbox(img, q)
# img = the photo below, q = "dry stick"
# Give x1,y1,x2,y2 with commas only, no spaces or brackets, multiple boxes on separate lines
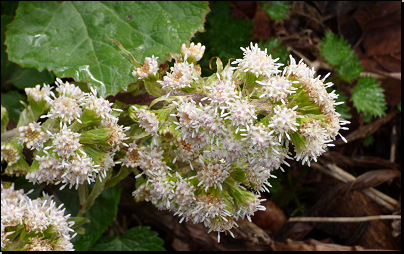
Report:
326,164,398,208
288,215,401,223
390,125,397,163
311,162,397,211
360,71,401,80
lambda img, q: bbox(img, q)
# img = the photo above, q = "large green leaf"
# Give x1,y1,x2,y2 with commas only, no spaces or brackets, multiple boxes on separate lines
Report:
336,50,362,83
89,226,165,251
320,31,351,66
320,31,362,83
2,15,55,90
5,1,209,97
350,76,386,117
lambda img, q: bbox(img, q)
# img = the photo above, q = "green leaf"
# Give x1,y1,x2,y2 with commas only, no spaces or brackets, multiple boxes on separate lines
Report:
336,51,362,83
320,31,362,82
259,1,290,21
1,15,16,84
398,102,401,111
1,91,25,122
350,76,386,117
320,31,351,66
5,1,209,97
194,1,254,76
5,68,55,90
89,226,165,251
2,15,55,90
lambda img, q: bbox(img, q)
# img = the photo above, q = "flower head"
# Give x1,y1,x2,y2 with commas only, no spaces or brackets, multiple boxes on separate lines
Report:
43,95,83,124
232,42,282,77
285,55,315,83
105,121,130,151
1,184,75,251
174,172,196,207
158,61,198,91
26,153,63,185
122,142,143,168
256,75,297,104
205,77,238,105
46,123,82,159
132,55,159,79
54,78,86,103
1,143,21,166
196,157,234,192
235,193,266,222
240,123,279,150
268,105,300,141
25,84,52,102
181,42,206,63
85,87,117,126
224,97,257,127
18,122,49,150
60,153,100,189
133,106,159,136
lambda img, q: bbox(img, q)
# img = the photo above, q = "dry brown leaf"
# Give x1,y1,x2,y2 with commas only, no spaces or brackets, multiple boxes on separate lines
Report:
271,238,370,251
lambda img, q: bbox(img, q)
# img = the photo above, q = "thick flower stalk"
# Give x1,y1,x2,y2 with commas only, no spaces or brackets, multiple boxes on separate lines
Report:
125,42,349,241
1,183,76,251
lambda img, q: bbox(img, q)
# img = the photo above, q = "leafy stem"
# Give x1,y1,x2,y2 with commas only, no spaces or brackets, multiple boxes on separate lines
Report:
77,168,113,217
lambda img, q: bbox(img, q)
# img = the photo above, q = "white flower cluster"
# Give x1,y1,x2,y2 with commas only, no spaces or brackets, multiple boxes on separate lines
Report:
181,42,206,63
158,61,198,91
127,42,349,240
1,184,76,251
19,78,130,190
25,84,52,102
1,144,21,167
132,55,159,79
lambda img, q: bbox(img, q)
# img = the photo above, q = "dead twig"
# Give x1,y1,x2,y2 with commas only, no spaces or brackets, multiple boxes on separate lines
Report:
288,215,401,223
390,125,397,163
359,71,401,81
